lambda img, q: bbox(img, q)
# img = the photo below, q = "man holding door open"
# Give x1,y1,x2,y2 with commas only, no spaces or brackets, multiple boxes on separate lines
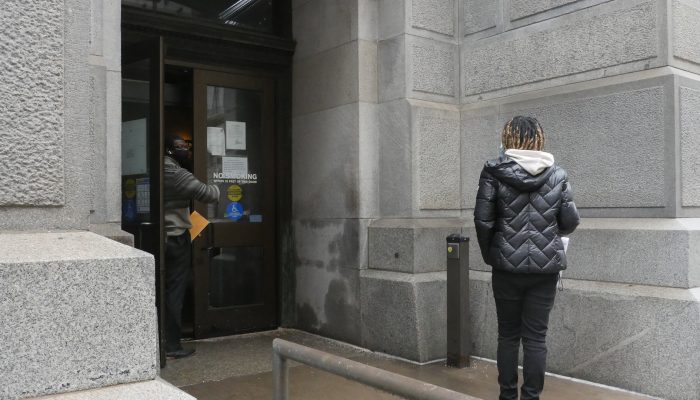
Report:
163,135,220,359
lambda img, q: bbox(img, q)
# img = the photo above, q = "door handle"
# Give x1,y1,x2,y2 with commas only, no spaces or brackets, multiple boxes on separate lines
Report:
203,246,219,258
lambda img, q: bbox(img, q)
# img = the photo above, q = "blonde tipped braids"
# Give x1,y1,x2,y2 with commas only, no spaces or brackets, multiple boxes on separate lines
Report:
501,117,545,151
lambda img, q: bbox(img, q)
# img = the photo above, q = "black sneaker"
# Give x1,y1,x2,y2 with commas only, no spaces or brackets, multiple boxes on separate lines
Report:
166,348,196,359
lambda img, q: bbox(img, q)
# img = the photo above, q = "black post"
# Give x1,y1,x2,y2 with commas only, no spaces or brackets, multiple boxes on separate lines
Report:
446,234,470,368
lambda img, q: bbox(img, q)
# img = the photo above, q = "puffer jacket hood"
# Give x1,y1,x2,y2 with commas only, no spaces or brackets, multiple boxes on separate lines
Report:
485,157,556,192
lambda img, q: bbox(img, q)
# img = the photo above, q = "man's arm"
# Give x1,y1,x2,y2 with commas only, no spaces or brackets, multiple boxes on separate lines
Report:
165,161,220,203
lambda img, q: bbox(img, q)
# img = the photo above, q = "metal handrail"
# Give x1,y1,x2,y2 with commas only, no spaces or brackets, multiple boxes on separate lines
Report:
272,339,480,400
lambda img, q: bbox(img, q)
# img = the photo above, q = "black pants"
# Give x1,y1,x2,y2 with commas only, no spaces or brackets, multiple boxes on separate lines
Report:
165,232,192,352
492,270,558,400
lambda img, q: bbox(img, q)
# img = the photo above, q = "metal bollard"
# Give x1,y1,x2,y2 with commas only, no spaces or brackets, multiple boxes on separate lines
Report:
446,234,470,368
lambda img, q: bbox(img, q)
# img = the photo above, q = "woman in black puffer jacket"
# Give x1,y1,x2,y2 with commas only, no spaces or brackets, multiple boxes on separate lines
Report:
474,116,580,400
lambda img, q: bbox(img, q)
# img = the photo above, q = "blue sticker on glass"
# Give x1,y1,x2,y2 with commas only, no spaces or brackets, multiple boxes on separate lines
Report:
249,214,263,223
123,199,137,222
225,202,244,221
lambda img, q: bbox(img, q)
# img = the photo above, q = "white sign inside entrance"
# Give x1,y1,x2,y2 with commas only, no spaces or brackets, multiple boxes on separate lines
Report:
121,118,148,175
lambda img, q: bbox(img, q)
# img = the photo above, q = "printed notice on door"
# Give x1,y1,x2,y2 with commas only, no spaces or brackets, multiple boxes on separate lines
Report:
207,127,226,156
225,121,246,150
222,156,248,178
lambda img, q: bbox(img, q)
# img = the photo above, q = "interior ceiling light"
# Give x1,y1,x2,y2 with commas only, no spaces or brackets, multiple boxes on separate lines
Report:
218,0,257,20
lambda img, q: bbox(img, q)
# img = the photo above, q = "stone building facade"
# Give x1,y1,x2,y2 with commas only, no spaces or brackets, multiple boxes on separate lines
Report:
0,0,699,399
292,1,700,399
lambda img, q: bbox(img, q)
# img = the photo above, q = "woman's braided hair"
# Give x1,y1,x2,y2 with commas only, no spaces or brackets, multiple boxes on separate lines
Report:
501,116,545,151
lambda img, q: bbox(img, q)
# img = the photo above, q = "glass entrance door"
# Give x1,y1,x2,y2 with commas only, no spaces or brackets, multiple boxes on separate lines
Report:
192,70,276,336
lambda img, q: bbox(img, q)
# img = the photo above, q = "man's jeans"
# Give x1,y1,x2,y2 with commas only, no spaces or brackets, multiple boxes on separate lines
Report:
492,270,559,400
165,232,192,352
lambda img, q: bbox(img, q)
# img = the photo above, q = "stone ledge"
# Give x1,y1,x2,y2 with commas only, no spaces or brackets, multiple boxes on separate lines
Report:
368,218,468,273
88,223,135,247
31,378,194,400
0,231,158,399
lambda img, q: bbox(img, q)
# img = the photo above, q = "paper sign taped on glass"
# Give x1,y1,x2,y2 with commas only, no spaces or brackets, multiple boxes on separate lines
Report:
207,126,226,156
226,121,246,150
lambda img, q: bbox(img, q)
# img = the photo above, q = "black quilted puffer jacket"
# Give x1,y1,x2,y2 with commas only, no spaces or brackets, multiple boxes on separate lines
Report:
474,158,580,273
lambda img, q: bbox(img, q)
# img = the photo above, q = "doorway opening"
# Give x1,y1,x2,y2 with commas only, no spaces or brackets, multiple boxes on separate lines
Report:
121,42,282,362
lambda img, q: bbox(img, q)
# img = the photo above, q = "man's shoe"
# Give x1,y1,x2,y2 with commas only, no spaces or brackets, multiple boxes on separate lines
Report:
166,348,196,359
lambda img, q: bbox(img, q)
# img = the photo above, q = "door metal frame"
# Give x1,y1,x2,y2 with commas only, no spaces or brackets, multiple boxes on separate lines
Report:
192,69,277,337
122,37,166,366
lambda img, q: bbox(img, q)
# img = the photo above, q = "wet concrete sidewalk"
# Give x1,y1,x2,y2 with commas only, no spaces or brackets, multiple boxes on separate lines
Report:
160,329,659,400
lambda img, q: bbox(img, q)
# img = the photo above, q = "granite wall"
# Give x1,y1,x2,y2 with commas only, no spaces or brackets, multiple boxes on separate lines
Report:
0,0,122,231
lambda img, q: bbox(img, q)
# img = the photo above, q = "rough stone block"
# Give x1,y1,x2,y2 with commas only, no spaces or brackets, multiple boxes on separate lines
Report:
296,264,362,345
293,41,359,116
462,1,659,97
509,0,579,21
0,232,158,399
411,0,455,36
408,35,458,100
0,0,92,230
469,271,700,400
467,219,700,288
368,218,467,273
460,107,500,210
34,379,194,400
360,269,446,362
463,0,497,35
292,0,356,60
461,75,671,212
681,86,700,207
379,34,458,103
415,105,461,209
0,0,65,206
673,0,700,68
292,103,360,219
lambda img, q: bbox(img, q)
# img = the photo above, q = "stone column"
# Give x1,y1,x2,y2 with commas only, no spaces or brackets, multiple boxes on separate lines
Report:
291,0,379,345
361,0,465,362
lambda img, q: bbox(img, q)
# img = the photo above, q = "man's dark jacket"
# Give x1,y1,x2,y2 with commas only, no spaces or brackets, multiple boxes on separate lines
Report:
473,158,580,274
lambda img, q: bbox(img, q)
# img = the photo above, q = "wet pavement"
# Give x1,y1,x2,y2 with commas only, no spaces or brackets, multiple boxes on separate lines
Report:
160,329,659,400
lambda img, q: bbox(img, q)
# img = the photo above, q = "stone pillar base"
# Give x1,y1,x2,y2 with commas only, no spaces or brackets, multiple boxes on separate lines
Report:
0,232,157,399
